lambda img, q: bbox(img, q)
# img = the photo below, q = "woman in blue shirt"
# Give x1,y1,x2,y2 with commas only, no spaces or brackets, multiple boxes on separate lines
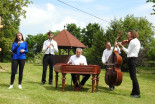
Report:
8,33,28,89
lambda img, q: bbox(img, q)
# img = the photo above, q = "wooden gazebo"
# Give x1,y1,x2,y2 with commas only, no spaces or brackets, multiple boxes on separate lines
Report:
53,29,86,64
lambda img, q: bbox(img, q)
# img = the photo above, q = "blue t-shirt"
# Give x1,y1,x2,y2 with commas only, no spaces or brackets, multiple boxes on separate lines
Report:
11,41,28,59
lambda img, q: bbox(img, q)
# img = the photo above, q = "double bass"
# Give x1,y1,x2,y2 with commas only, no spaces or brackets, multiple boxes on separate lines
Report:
105,31,123,87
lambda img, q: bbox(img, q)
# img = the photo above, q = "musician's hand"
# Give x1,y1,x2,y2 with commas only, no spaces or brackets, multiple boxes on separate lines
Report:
47,45,51,49
80,63,84,65
114,42,118,47
118,42,123,48
50,43,54,47
18,42,20,46
20,49,25,53
68,61,72,65
102,62,106,65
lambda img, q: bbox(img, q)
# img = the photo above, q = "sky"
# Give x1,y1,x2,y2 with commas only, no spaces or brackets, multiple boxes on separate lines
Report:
19,0,155,37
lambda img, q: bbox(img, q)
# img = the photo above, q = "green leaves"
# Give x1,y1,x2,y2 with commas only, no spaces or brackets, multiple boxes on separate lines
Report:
0,37,13,62
66,23,82,40
146,0,155,15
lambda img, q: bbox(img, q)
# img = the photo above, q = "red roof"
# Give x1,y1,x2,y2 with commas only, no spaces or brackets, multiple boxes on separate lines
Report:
53,30,86,49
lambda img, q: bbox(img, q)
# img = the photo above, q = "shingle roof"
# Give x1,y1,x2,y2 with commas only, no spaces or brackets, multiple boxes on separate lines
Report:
53,29,86,49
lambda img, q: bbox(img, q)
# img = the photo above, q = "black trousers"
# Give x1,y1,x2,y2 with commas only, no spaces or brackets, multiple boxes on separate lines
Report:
127,57,140,95
71,74,90,86
10,59,25,85
41,54,55,83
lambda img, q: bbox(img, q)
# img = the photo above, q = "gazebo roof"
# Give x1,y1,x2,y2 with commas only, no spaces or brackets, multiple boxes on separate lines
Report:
53,29,86,49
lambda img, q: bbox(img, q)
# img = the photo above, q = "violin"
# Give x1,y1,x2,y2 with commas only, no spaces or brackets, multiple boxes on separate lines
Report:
117,31,132,46
121,38,132,45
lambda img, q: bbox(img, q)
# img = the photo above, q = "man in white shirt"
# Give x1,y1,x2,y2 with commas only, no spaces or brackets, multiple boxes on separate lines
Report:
102,42,121,65
118,30,141,98
41,32,58,85
68,48,90,90
102,41,120,91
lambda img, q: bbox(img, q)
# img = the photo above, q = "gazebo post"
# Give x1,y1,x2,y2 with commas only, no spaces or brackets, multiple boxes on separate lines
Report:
59,49,61,55
68,49,70,55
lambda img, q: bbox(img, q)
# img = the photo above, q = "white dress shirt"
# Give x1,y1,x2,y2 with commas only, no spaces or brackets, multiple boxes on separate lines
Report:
102,46,120,63
42,39,58,54
122,38,141,57
67,55,87,65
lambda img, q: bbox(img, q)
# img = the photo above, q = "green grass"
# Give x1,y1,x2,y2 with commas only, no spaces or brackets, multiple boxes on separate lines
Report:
0,63,155,104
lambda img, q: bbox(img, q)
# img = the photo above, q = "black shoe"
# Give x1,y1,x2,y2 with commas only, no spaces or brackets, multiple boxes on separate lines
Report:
75,83,79,88
109,86,115,91
131,95,140,98
40,82,45,85
80,85,83,89
130,93,134,96
49,82,53,85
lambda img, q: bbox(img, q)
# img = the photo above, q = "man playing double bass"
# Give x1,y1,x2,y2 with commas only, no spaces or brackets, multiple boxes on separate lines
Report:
102,41,121,91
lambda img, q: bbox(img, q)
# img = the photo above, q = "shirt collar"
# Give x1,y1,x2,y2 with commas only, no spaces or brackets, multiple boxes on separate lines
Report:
76,55,82,58
107,47,113,51
48,39,53,41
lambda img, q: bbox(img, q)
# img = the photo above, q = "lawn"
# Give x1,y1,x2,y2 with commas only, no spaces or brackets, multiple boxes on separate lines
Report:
0,63,155,104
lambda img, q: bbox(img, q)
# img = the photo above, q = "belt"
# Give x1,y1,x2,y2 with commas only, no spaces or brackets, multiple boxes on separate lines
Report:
45,54,54,55
127,57,137,59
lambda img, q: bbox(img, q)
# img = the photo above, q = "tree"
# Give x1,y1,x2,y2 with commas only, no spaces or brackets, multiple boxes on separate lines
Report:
146,0,155,15
146,38,155,61
82,23,105,66
0,37,12,62
25,33,47,59
66,23,82,41
81,23,103,48
0,0,32,38
0,0,32,62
